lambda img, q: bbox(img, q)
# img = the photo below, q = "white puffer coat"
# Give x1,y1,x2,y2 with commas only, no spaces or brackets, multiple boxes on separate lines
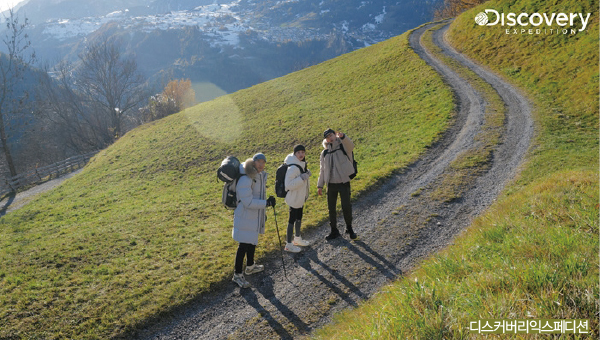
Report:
284,153,309,209
232,159,267,245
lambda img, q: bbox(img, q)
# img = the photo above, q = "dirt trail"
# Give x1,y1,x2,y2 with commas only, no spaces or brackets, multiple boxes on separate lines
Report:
135,21,533,339
0,169,84,216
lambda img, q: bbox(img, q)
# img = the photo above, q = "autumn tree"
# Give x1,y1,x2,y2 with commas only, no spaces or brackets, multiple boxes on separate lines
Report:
164,79,196,111
140,79,196,123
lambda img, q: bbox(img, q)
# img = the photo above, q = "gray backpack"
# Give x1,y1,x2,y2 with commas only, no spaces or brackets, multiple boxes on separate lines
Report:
217,156,241,210
222,178,241,210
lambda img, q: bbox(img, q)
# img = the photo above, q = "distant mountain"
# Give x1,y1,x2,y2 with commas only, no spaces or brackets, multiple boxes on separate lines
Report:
4,0,442,101
6,0,147,23
7,0,239,23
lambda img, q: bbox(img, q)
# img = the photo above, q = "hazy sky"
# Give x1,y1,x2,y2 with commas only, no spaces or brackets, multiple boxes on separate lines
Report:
0,0,25,12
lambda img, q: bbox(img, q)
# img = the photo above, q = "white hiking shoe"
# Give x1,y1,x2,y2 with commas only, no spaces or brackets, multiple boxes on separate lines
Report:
232,273,251,288
293,236,310,247
284,242,301,253
244,264,264,275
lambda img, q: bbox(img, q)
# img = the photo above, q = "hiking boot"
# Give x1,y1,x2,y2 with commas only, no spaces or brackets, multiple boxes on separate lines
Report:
285,243,301,253
326,228,340,240
293,236,310,247
232,273,251,288
346,227,358,240
245,264,264,275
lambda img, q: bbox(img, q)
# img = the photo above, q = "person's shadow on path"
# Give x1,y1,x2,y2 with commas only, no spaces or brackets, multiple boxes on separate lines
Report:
0,193,16,216
239,234,404,339
241,275,309,339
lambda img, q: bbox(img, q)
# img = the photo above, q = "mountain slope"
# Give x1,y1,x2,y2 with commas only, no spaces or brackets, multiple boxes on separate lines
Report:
15,0,442,100
0,25,454,338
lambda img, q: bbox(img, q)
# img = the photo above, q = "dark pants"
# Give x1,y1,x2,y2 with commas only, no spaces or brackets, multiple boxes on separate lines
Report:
287,207,304,243
327,182,352,230
235,242,256,274
288,206,304,224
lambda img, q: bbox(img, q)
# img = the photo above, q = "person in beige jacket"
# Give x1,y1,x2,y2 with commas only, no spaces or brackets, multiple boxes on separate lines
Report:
317,128,357,240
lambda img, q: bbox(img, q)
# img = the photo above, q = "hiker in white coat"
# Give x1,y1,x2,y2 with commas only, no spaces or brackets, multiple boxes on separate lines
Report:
231,153,276,288
283,145,311,253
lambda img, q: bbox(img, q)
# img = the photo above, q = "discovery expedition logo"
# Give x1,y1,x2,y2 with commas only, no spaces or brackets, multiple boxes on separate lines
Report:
475,10,592,35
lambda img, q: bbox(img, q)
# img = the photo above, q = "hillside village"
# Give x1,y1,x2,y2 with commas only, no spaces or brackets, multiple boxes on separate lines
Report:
40,0,386,46
0,0,434,182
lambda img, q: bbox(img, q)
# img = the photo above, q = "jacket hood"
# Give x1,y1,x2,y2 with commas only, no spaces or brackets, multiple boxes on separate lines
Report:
285,153,306,167
241,158,258,179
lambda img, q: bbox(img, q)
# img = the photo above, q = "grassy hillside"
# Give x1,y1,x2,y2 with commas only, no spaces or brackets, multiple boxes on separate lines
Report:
0,31,455,338
314,0,599,338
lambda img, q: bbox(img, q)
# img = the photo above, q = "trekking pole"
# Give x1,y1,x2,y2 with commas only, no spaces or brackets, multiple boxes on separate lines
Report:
271,205,290,282
272,205,315,298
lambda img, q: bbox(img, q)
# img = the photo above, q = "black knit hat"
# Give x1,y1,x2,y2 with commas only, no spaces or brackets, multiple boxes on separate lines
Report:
323,128,335,138
293,144,305,153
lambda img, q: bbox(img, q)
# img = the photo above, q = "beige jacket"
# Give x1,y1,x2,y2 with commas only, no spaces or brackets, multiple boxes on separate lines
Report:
317,135,354,187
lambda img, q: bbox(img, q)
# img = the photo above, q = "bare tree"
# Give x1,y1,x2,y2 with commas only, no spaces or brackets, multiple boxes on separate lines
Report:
0,9,35,176
36,61,107,153
77,36,147,142
36,35,147,153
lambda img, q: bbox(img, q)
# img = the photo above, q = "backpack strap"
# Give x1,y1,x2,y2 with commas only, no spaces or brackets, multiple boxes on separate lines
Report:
322,146,346,158
288,163,305,173
339,144,348,156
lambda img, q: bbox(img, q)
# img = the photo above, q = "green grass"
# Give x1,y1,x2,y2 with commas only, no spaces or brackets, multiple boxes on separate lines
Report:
315,171,598,339
314,0,599,338
0,31,455,338
421,23,506,203
448,0,598,187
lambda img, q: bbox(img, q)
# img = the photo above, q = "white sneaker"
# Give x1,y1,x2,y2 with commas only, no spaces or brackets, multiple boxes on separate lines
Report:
244,264,264,275
284,242,301,253
293,236,310,246
232,273,251,288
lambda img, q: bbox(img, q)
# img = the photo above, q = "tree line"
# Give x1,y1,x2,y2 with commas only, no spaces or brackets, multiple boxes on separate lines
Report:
0,0,482,181
0,9,195,181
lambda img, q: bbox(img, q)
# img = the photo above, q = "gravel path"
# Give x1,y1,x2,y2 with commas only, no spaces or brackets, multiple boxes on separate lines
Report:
0,169,84,216
133,21,534,340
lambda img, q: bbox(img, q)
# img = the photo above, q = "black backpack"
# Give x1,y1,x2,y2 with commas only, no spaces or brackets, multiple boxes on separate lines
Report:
275,163,304,198
217,156,242,209
322,144,358,179
217,156,240,183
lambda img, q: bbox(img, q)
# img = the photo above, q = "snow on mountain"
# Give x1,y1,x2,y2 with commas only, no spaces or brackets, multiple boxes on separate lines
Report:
375,6,386,24
37,0,406,48
42,1,247,46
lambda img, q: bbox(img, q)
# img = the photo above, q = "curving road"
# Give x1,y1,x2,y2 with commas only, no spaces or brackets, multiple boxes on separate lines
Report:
135,21,534,340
